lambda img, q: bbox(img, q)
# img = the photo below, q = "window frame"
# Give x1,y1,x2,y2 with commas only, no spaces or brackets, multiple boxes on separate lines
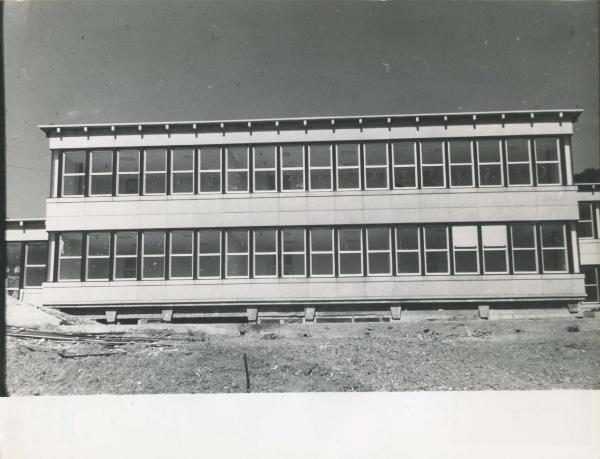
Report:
395,225,421,276
281,228,306,277
505,138,533,186
423,225,450,275
170,147,195,195
481,225,509,274
363,142,389,190
116,149,140,196
366,226,392,276
420,141,446,189
198,229,222,279
253,145,278,193
511,224,539,274
308,144,333,191
113,232,138,281
61,151,86,197
534,137,562,186
198,147,223,194
577,201,595,239
169,230,194,279
85,232,111,281
448,140,475,188
309,228,335,277
337,227,364,277
391,141,418,189
225,146,250,193
143,148,168,195
225,229,250,278
335,143,361,190
540,223,568,274
88,150,114,196
476,139,504,187
23,241,47,288
58,233,83,281
141,231,166,280
452,225,479,275
253,228,278,278
280,144,306,192
583,266,599,303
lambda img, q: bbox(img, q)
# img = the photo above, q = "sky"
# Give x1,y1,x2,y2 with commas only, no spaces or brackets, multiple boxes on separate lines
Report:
4,0,599,218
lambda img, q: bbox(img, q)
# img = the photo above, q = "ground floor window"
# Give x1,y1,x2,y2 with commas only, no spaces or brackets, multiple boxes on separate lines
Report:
583,266,599,303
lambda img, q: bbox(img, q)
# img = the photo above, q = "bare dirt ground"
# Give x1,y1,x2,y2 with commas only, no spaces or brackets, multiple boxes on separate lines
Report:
6,318,600,395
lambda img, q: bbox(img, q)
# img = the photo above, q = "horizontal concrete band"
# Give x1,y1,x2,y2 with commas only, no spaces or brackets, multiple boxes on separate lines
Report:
42,274,585,306
46,122,574,150
5,229,49,242
45,187,579,231
579,239,600,265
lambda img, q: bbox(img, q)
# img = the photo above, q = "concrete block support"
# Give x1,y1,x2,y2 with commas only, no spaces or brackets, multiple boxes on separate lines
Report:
162,309,173,322
247,307,258,323
390,306,402,320
106,310,117,323
304,307,315,322
478,305,490,320
567,304,580,314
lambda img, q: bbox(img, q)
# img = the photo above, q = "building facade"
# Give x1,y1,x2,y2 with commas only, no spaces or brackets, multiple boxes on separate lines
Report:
577,182,600,309
11,109,587,322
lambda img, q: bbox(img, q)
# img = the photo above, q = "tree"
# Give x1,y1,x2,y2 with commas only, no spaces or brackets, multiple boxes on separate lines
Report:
574,168,600,184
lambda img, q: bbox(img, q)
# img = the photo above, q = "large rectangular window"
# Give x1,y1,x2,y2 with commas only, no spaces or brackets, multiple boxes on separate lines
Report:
506,138,532,185
338,228,363,276
424,226,449,274
117,150,140,195
198,230,221,278
448,140,474,187
114,232,138,280
62,151,86,196
578,202,595,238
170,231,193,279
308,144,333,191
511,224,538,273
420,141,445,188
395,226,420,275
226,146,249,193
364,142,388,190
6,242,22,292
336,143,361,190
534,137,561,185
24,242,47,287
199,147,222,193
583,266,599,303
86,232,110,281
282,228,306,276
59,233,83,281
254,229,277,277
392,141,417,189
144,148,167,194
310,228,334,276
477,139,503,186
142,232,165,279
253,145,277,192
452,226,479,274
89,150,113,195
482,225,508,273
171,148,194,194
226,230,249,277
366,227,391,275
540,223,567,273
281,145,305,191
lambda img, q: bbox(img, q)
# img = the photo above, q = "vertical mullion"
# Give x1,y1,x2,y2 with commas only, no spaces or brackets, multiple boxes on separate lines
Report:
536,224,544,274
530,138,537,186
277,228,282,278
248,229,254,278
84,151,90,197
333,228,339,277
80,233,87,281
166,149,172,195
139,149,145,196
416,142,422,189
164,231,170,280
331,145,337,190
506,224,514,275
359,144,365,191
193,148,199,195
247,146,253,194
559,137,567,186
565,223,574,274
477,225,484,275
276,146,282,193
390,226,397,276
112,150,118,196
18,242,26,290
501,140,509,188
220,230,226,278
419,226,426,275
387,142,393,190
53,234,60,282
443,141,450,189
361,227,367,276
305,228,310,277
192,230,198,279
447,225,454,275
303,145,309,192
137,232,143,281
221,147,227,194
57,152,64,198
473,140,479,188
108,231,115,281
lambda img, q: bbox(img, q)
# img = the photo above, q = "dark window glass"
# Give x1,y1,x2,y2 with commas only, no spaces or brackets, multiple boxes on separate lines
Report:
118,150,140,195
86,233,110,280
64,151,86,173
172,148,194,194
6,242,21,290
425,252,448,274
338,228,362,275
63,176,84,196
455,251,478,274
336,143,360,189
90,150,113,195
392,141,417,188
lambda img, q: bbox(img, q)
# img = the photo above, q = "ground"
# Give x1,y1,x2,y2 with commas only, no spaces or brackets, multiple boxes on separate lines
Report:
6,317,600,395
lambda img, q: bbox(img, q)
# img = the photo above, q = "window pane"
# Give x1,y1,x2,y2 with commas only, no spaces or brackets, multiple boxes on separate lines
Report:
578,221,593,238
255,170,276,191
173,172,193,193
255,254,277,276
337,144,359,166
88,233,110,256
91,150,113,173
368,227,389,250
172,148,193,171
364,143,387,165
583,267,596,284
422,166,444,187
484,250,507,273
283,254,305,276
537,163,560,185
425,227,447,249
311,253,333,275
579,202,592,219
116,232,137,256
396,226,419,250
25,266,46,287
199,255,221,277
426,252,448,273
91,175,113,195
281,145,303,167
255,229,277,252
171,231,193,254
421,141,443,164
59,259,81,280
339,228,362,251
310,169,331,190
450,165,473,187
254,145,276,168
365,168,387,189
199,230,220,253
227,147,248,169
283,229,304,252
506,138,529,162
145,149,166,171
368,253,390,274
143,257,164,279
26,242,47,265
311,229,333,251
453,226,478,247
508,164,531,185
513,250,537,273
541,224,564,247
479,164,502,186
455,251,478,274
114,258,137,279
171,256,192,278
63,176,84,195
394,167,416,188
145,173,166,194
118,174,139,194
227,230,248,253
585,285,599,303
118,150,140,172
227,255,248,277
87,258,109,280
6,243,21,289
200,172,221,192
535,138,559,161
282,170,304,190
200,148,221,170
61,233,83,257
477,140,501,163
397,252,420,274
338,169,359,189
63,151,85,173
482,225,507,247
393,142,415,165
309,145,331,167
227,171,248,191
543,250,566,272
512,224,535,248
144,232,165,255
449,141,471,163
339,253,362,275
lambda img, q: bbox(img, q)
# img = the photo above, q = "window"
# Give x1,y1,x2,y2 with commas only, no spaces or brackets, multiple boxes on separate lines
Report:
540,223,567,273
198,230,221,278
89,150,113,195
253,145,277,192
62,151,86,196
281,145,304,191
448,140,474,187
170,231,193,279
392,141,417,188
86,233,110,280
226,146,249,192
199,147,222,193
254,229,277,277
396,226,420,274
511,224,538,273
338,228,363,276
477,139,503,186
420,141,445,188
308,144,332,191
583,266,599,303
366,227,391,275
6,242,21,292
506,138,532,185
282,228,306,276
534,137,561,185
578,202,595,238
364,142,388,189
424,226,449,274
226,230,249,277
482,225,508,273
117,150,140,195
59,233,83,281
144,148,167,194
24,242,47,287
142,232,165,279
336,143,361,190
114,232,138,280
171,148,194,194
452,226,479,274
310,228,334,276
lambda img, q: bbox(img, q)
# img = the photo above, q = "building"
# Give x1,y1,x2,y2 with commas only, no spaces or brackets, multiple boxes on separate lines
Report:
6,109,591,323
577,182,600,310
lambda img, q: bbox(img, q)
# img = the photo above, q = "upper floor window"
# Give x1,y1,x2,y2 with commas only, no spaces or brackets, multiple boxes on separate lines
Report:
338,228,363,276
336,143,361,190
423,225,449,274
366,227,391,275
226,230,249,277
281,145,304,191
481,225,508,274
24,242,47,287
534,138,561,185
58,233,83,281
170,231,194,279
577,202,595,238
395,225,420,274
144,148,167,194
253,145,277,192
117,150,140,195
511,224,538,273
226,147,249,193
310,228,334,276
114,232,138,280
364,142,388,190
142,231,166,279
199,147,222,193
448,140,474,187
420,141,445,188
452,225,478,274
308,144,333,191
505,138,532,186
89,150,113,195
477,139,503,186
86,232,110,281
171,148,194,194
62,151,86,196
254,229,278,277
392,141,417,189
198,230,221,278
540,223,567,273
282,228,306,276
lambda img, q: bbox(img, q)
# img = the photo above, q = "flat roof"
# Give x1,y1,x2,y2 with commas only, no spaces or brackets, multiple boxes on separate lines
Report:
39,108,583,136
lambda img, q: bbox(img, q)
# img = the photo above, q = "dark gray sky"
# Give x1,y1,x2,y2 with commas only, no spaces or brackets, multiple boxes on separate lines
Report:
4,0,599,218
